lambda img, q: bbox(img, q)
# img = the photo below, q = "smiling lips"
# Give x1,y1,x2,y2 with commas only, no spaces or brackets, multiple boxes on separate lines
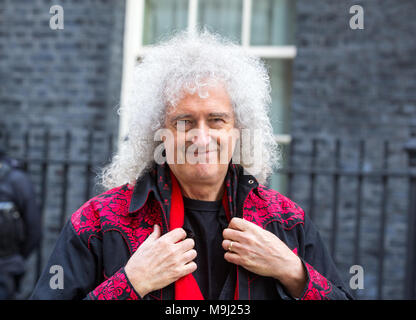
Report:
194,149,217,155
186,148,219,159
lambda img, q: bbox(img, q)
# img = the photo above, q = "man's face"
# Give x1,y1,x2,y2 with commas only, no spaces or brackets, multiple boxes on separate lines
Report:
163,84,238,185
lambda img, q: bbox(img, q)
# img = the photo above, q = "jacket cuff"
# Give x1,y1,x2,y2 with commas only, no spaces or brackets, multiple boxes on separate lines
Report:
274,280,298,300
299,259,333,300
87,267,141,300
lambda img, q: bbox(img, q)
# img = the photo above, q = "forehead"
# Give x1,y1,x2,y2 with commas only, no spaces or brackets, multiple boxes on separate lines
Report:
166,85,234,117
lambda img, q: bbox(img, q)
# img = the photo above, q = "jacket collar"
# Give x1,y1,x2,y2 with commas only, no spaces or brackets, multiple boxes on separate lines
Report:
128,162,266,301
128,162,266,216
128,167,158,214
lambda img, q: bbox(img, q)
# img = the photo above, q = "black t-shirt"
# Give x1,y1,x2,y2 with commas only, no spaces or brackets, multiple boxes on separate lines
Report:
182,196,231,300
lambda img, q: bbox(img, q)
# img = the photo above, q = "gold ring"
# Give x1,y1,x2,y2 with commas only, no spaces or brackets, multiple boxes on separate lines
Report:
228,241,233,252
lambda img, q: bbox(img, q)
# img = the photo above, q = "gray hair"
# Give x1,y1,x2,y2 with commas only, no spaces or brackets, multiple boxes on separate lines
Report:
100,29,280,189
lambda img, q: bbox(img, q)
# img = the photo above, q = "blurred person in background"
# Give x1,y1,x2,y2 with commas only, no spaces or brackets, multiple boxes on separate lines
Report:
0,147,42,299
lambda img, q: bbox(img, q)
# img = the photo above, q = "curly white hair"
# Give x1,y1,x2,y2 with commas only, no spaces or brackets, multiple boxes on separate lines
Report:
100,29,280,189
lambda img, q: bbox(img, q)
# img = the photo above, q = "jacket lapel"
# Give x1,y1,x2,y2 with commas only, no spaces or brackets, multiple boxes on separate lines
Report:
128,162,260,300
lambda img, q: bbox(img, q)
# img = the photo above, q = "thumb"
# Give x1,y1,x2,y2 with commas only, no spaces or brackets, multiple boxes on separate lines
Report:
148,224,161,241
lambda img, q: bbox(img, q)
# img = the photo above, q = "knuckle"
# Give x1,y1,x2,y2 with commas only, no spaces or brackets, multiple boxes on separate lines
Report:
167,245,176,255
231,217,240,225
183,249,195,261
178,228,187,238
229,219,236,227
189,262,197,271
187,238,195,247
159,237,169,246
247,239,255,247
245,258,254,268
173,266,182,277
173,255,182,266
222,241,228,250
245,234,254,245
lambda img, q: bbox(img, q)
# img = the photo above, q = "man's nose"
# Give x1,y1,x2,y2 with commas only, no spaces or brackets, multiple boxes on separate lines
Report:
190,124,211,147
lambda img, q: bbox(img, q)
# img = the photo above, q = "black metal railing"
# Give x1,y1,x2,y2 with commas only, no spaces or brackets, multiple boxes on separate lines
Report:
278,136,416,300
1,128,415,299
0,129,115,287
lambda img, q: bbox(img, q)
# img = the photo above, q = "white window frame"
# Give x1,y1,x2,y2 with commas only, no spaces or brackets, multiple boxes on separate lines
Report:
119,0,296,147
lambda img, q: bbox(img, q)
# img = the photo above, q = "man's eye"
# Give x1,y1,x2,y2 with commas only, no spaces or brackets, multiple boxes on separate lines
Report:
212,118,224,123
176,120,192,126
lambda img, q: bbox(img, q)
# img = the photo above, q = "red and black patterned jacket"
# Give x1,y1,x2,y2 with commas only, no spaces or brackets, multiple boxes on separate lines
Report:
30,163,353,300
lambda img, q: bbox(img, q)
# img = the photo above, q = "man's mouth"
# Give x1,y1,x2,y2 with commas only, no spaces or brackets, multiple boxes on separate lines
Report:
193,149,218,155
184,149,219,159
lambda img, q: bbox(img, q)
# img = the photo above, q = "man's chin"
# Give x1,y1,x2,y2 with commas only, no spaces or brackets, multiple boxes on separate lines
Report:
186,163,225,181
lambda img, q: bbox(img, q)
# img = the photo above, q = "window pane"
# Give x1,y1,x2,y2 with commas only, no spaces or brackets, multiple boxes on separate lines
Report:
143,0,188,45
198,0,242,43
264,59,293,193
251,0,296,46
265,59,292,135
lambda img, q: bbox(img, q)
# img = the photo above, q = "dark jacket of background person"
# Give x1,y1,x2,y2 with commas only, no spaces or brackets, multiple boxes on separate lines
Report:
0,148,42,299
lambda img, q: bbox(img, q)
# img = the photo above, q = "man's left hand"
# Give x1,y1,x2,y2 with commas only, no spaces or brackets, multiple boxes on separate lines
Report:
222,217,307,298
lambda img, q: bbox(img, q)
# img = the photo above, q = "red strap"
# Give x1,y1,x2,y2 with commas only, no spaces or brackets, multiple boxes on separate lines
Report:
222,192,231,222
169,171,185,230
169,171,238,300
170,171,204,300
234,267,239,300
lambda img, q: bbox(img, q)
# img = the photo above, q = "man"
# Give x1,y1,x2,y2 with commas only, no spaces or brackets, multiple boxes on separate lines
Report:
31,30,352,300
0,147,41,299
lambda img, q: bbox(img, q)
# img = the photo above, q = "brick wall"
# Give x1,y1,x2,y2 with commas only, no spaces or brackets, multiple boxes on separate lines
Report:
291,0,416,299
0,0,125,297
0,0,125,132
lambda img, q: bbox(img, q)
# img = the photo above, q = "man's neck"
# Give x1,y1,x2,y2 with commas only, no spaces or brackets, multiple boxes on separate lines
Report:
177,179,225,201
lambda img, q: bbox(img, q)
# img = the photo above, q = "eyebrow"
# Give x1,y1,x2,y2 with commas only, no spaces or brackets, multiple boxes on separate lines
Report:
208,112,233,120
169,114,193,123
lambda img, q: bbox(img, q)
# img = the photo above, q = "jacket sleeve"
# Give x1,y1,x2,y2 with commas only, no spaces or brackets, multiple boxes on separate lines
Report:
297,214,354,300
30,219,140,300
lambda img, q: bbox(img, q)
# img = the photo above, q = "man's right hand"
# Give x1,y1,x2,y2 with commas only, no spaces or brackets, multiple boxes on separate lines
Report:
124,224,197,298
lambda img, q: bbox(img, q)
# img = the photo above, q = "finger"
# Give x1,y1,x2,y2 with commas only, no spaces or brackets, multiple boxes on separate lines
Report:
228,217,252,231
222,227,245,242
148,224,161,240
224,251,241,266
180,261,197,277
176,237,195,252
162,227,187,243
222,239,241,253
181,248,197,264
